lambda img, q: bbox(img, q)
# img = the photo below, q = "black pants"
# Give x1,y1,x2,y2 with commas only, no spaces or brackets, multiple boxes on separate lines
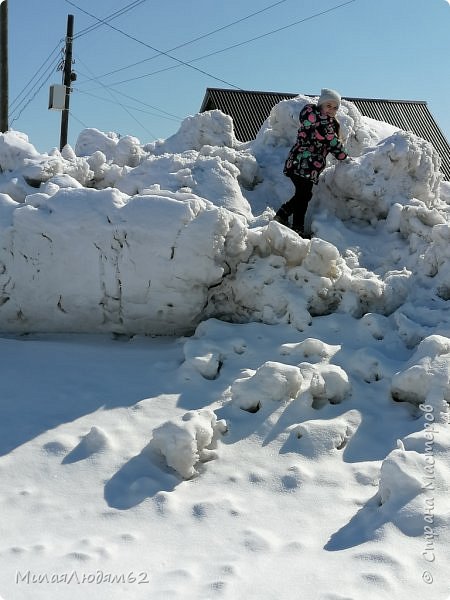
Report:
276,176,314,231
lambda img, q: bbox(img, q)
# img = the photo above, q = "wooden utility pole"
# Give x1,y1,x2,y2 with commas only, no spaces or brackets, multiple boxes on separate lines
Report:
60,14,74,150
0,0,8,133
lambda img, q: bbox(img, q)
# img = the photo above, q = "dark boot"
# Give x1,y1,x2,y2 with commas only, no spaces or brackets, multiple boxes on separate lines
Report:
293,228,310,239
273,207,290,226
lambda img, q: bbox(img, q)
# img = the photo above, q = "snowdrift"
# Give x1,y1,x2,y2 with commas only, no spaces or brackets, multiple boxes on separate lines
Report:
0,96,447,342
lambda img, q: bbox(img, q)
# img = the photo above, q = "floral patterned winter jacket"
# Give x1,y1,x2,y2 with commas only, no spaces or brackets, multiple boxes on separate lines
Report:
284,103,347,184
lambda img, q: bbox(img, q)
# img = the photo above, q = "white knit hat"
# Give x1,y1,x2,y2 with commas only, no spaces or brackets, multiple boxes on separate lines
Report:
318,88,341,107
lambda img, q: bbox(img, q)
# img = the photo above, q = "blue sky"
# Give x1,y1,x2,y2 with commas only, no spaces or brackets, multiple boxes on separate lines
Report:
7,0,450,152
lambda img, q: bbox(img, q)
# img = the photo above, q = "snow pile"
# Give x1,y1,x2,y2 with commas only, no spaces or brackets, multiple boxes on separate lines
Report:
376,421,450,541
298,362,351,408
228,348,350,413
391,334,450,414
230,360,302,412
181,319,248,380
378,446,424,506
75,129,145,167
145,109,237,154
0,130,42,170
150,408,227,479
315,130,442,226
0,94,448,338
279,337,341,362
377,446,427,536
113,151,253,217
0,132,93,200
421,222,450,298
0,153,412,335
293,410,361,457
207,222,410,329
63,426,110,463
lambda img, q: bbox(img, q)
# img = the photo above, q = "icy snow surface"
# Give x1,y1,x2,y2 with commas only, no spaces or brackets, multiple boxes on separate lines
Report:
0,96,449,600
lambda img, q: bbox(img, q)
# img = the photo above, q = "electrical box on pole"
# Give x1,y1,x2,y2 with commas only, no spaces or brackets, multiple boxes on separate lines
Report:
49,85,67,110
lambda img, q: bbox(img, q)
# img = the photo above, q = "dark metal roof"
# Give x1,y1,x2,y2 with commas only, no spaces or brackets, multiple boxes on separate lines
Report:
200,88,450,180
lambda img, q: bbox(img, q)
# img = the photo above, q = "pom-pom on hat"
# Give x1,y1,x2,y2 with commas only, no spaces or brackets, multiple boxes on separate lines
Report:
318,88,341,107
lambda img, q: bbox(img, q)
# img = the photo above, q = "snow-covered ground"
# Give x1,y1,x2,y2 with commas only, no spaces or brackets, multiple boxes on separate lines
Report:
0,95,449,600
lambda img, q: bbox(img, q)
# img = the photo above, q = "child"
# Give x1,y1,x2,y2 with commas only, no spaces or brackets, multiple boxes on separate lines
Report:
274,88,348,237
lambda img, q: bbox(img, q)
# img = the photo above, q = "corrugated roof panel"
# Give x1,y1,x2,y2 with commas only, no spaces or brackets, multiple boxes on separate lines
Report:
200,88,450,180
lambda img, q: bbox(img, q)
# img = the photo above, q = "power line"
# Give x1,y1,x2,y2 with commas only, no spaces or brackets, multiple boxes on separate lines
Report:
64,0,243,90
75,87,181,122
68,110,89,129
9,41,62,115
70,0,183,129
75,0,147,38
81,0,357,90
73,0,148,40
104,87,181,120
75,56,158,139
10,57,61,125
78,0,292,84
196,0,358,62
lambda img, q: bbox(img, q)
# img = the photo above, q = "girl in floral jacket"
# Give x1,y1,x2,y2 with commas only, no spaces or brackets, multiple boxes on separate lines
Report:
274,88,348,237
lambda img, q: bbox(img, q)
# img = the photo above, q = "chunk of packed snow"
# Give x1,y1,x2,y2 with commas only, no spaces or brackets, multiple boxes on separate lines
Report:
0,187,247,334
378,447,424,506
64,426,110,462
111,151,253,218
74,128,120,160
314,130,442,228
391,334,450,411
231,361,302,412
145,110,237,155
181,320,252,379
279,337,341,363
0,131,41,170
293,410,361,457
150,409,227,479
298,362,351,407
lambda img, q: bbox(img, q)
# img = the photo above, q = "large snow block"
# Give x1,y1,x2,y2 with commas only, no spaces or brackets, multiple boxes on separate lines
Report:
0,187,246,335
